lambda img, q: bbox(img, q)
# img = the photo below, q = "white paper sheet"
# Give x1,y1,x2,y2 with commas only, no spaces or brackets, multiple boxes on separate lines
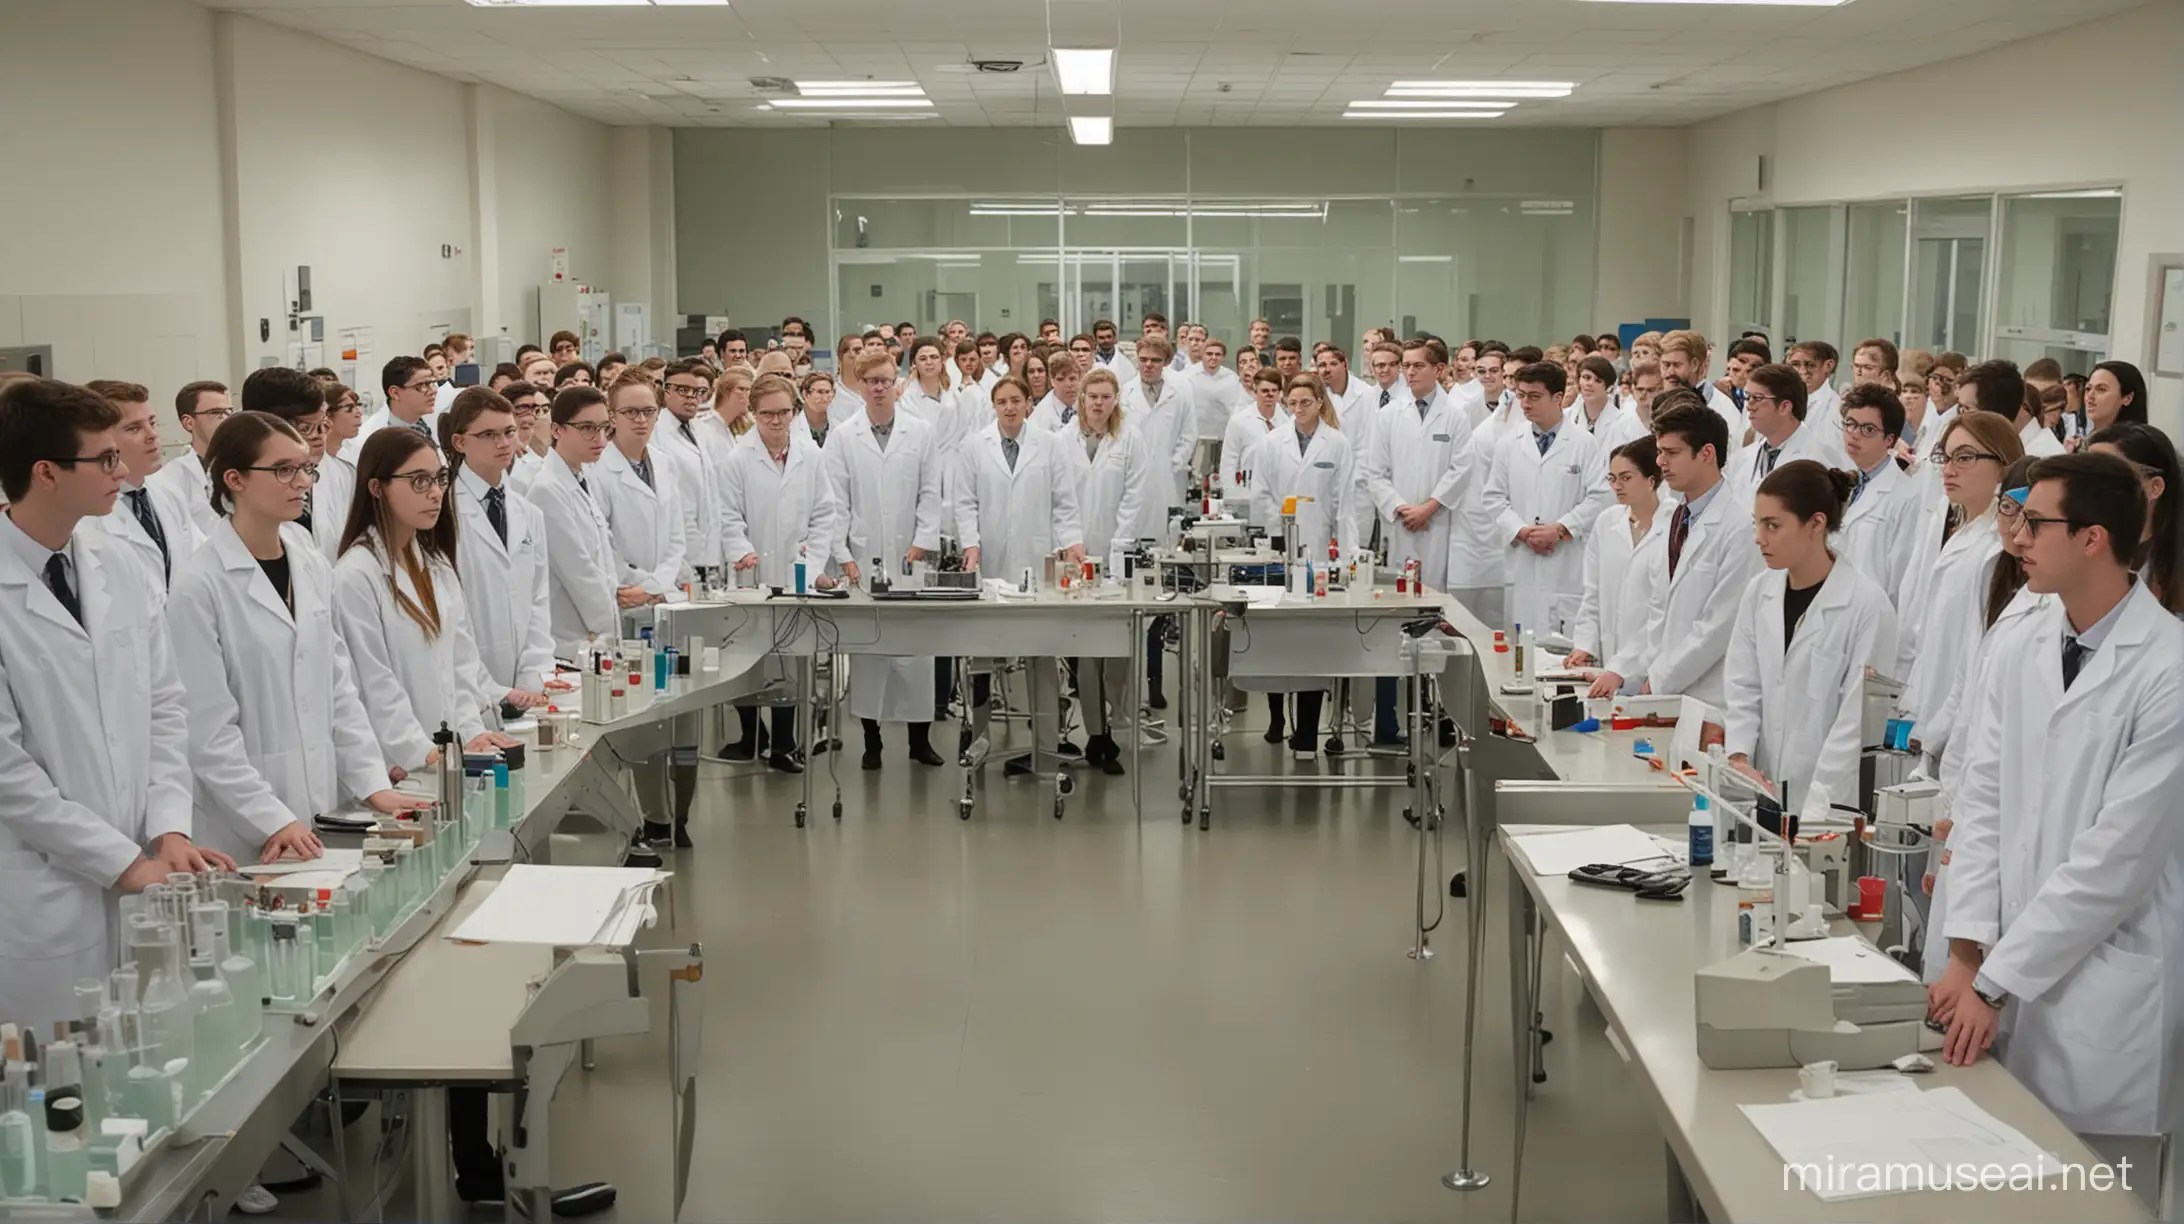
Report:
1791,1070,1923,1101
1508,823,1684,876
445,865,670,948
241,848,363,891
1744,1086,2067,1202
1771,936,1919,985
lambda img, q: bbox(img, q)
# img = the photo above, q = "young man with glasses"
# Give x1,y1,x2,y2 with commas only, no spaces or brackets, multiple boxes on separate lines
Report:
503,383,552,499
652,359,725,579
1835,383,1922,605
239,367,343,558
146,379,232,536
347,355,440,465
528,386,630,657
0,377,236,1037
1930,452,2184,1149
1727,363,1831,509
85,380,196,599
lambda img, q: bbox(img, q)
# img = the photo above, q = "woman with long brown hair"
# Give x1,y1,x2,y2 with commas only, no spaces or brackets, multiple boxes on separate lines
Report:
331,428,513,774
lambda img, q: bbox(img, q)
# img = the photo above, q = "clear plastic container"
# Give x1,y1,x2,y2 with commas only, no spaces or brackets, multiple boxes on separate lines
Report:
266,922,301,1006
186,955,234,1100
311,892,339,978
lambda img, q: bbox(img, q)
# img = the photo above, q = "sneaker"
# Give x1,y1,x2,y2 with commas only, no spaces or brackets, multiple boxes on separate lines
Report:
1054,739,1083,759
766,751,804,774
507,1182,619,1218
1291,748,1317,762
234,1185,279,1216
623,840,664,869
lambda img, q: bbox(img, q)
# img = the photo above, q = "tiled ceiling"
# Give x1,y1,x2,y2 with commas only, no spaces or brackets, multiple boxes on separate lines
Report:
199,0,2153,128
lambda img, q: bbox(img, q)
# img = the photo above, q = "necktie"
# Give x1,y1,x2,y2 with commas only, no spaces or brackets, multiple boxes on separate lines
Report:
485,486,508,546
2062,636,2089,688
1731,386,1745,412
1851,471,1869,504
1001,434,1020,471
679,418,697,445
1379,388,1391,409
45,553,82,626
813,426,827,447
1059,405,1075,426
1760,444,1781,477
576,473,589,496
410,419,433,441
632,455,654,490
1297,430,1312,457
1416,398,1430,421
125,488,170,581
1668,503,1691,579
1535,430,1554,456
298,489,313,532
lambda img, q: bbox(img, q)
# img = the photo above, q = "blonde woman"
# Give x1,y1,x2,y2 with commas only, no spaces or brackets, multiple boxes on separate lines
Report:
1246,373,1357,757
696,366,755,454
1064,369,1154,773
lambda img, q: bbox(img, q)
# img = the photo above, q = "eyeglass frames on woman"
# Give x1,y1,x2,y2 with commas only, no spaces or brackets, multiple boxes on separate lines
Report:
244,463,320,485
388,467,453,493
1931,448,2002,468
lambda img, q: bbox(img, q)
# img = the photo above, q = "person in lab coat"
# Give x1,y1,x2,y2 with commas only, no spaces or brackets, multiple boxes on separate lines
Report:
1029,354,1084,434
1223,369,1293,521
1061,369,1154,774
1834,383,1923,609
526,386,631,658
1562,356,1629,444
1122,336,1195,513
84,379,194,600
331,428,513,775
1930,452,2184,1148
719,372,841,772
592,372,690,604
1785,341,1851,468
1245,375,1358,758
1446,342,1489,429
1189,337,1247,465
1590,394,1761,706
1656,331,1745,464
344,356,441,465
500,382,550,501
0,378,234,1038
1365,337,1479,594
654,359,727,583
1721,461,1899,813
1314,345,1379,547
1482,361,1615,642
1566,436,1669,687
318,381,365,551
438,388,560,715
2084,422,2184,614
170,410,428,868
1894,410,2025,770
826,352,947,770
144,379,232,538
1724,363,1834,508
1445,353,1524,633
795,373,838,448
2082,360,2150,438
2000,370,2067,459
955,375,1085,777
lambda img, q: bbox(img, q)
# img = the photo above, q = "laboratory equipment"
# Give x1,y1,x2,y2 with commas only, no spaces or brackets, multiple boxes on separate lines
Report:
186,954,235,1099
1687,794,1713,867
42,1042,87,1202
1693,946,1925,1070
2,1034,34,1198
267,921,301,1005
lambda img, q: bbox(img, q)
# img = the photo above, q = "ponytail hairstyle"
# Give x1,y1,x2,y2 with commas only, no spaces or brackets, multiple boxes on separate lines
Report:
1610,435,1661,485
340,427,457,640
1282,372,1340,431
437,386,515,466
1756,459,1856,533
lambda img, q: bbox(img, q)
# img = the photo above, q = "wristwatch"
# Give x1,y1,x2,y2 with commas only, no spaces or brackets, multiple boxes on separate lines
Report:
1972,982,2009,1010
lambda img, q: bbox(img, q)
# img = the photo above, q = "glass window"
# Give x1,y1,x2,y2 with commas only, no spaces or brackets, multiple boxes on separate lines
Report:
1909,197,1993,355
1992,190,2121,376
1393,197,1595,345
1778,206,1842,348
1842,202,1908,351
1728,209,1773,338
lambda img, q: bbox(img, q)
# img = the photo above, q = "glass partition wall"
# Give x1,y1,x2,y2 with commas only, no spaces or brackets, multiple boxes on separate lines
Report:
829,195,1595,349
1725,188,2121,374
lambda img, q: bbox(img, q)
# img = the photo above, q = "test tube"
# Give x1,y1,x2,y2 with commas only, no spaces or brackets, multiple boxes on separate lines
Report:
266,922,300,1006
311,891,339,978
293,907,318,1000
356,857,388,939
494,755,515,830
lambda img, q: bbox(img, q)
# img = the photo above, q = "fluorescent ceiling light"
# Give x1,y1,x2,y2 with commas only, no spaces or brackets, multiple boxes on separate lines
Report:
1398,255,1453,263
1576,0,1848,5
766,97,933,109
795,81,924,95
1348,100,1511,111
1068,115,1113,145
1053,48,1116,96
649,0,728,5
1343,110,1505,120
465,0,651,6
2018,188,2122,200
1388,80,1573,96
969,203,1075,216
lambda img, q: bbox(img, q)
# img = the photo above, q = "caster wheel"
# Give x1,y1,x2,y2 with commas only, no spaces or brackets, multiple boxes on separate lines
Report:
958,799,974,821
795,806,807,829
1181,806,1192,824
1197,806,1210,831
831,801,843,821
1054,796,1066,820
1211,741,1225,761
1177,782,1190,801
1532,1070,1549,1085
1406,762,1418,785
1057,774,1076,797
1403,806,1419,829
1326,735,1344,755
1450,871,1467,898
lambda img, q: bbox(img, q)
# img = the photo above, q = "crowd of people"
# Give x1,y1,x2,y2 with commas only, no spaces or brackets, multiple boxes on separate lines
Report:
3,305,2181,1159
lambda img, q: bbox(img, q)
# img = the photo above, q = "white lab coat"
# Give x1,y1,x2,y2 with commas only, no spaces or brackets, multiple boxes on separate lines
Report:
1835,461,1923,611
1701,382,1749,464
1121,374,1196,507
169,521,390,865
1597,406,1652,455
1639,482,1763,708
826,412,944,723
1326,380,1379,544
1029,392,1082,434
1721,561,1899,811
1562,399,1630,446
953,423,1082,578
1190,366,1249,440
593,444,690,599
1895,509,2003,765
1941,582,2184,1136
1366,385,1479,592
527,452,621,657
1913,404,1958,459
1061,422,1153,564
1569,504,1668,675
1447,401,1524,595
1804,383,1853,468
310,453,357,561
2020,418,2067,458
345,410,438,465
1247,424,1357,562
1483,424,1615,639
654,414,728,571
506,448,547,501
1221,405,1293,515
718,432,840,590
145,449,218,539
331,535,491,772
451,466,556,695
1448,379,1489,432
1725,420,1836,511
0,522,192,1035
87,476,199,601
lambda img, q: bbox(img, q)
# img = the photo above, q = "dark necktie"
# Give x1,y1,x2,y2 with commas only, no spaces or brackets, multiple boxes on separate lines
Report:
1535,430,1553,456
125,488,170,581
410,419,433,441
45,553,82,626
485,485,508,546
1731,386,1745,411
1059,404,1075,426
2062,636,2089,688
1668,503,1691,579
632,455,654,490
1416,398,1430,421
1379,388,1391,409
1760,444,1781,477
297,488,313,532
1852,470,1871,504
1001,434,1020,471
679,418,696,444
576,473,589,496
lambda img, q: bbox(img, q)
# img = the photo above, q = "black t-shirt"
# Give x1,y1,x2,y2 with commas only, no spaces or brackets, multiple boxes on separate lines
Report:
257,551,292,613
1783,576,1822,649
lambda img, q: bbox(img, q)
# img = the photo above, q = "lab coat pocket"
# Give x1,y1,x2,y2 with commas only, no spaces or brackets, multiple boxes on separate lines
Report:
0,853,102,956
2036,941,2160,1128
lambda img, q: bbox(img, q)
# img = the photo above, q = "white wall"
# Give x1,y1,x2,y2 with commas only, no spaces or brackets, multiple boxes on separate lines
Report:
0,0,628,431
1595,127,1689,331
0,0,230,417
1685,1,2184,428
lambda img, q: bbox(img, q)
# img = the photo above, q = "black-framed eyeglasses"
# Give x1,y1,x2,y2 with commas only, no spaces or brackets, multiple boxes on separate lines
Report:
399,380,438,395
462,425,522,444
43,450,124,474
664,382,708,398
559,420,612,438
1841,418,1886,440
244,462,319,485
615,406,661,421
2015,511,2085,535
388,467,452,493
1995,497,2025,521
753,408,795,422
293,420,329,440
1931,448,2002,468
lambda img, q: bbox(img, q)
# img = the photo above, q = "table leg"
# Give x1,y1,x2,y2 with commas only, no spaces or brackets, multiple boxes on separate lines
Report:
1665,1143,1701,1223
408,1086,457,1223
1442,737,1491,1194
